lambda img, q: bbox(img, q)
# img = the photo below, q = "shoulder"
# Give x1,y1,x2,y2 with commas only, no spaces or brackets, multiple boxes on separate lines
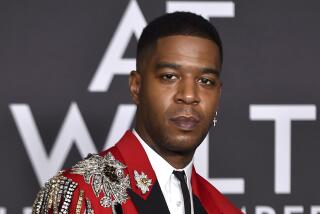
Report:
193,173,243,214
33,171,88,214
33,147,130,213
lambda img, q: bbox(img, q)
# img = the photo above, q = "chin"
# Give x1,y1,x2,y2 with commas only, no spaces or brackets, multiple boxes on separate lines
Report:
174,127,207,142
165,134,201,153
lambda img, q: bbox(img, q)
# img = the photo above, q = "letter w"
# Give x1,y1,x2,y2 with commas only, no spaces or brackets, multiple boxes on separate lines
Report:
9,102,135,185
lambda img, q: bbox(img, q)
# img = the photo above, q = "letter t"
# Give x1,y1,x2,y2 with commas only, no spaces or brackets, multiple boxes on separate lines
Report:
250,105,316,194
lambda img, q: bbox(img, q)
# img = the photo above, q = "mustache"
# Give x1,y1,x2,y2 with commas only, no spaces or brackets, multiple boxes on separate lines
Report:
166,107,202,121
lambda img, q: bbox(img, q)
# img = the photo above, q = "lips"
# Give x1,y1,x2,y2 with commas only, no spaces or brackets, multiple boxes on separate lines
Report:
169,115,200,131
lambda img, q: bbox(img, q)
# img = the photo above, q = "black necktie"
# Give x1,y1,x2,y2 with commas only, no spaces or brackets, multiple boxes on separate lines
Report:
173,170,191,214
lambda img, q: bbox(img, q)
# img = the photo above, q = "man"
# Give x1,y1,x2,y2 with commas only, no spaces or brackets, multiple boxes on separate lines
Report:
33,12,243,214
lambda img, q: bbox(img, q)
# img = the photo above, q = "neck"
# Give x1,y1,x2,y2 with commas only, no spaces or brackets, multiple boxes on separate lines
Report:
161,152,194,169
135,126,194,169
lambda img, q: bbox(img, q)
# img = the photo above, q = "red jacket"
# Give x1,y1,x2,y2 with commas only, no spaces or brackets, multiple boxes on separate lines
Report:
33,131,243,214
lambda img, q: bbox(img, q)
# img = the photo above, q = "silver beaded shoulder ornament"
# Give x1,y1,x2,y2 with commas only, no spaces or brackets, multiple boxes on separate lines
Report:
32,152,131,214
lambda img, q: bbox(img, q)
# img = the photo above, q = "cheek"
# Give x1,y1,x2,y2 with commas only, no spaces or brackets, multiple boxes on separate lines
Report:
201,104,215,119
148,91,172,115
200,94,220,117
146,81,174,111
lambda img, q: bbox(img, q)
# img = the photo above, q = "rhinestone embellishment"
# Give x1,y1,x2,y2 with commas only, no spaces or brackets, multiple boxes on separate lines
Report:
71,152,131,208
32,173,78,214
134,170,152,194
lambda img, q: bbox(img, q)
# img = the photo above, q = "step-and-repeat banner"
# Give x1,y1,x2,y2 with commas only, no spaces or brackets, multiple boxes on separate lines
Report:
1,0,319,213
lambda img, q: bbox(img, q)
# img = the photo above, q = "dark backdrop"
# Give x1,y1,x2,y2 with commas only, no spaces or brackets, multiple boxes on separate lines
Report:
1,1,319,213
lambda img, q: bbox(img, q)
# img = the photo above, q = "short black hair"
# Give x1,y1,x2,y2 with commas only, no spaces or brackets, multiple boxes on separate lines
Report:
136,11,223,71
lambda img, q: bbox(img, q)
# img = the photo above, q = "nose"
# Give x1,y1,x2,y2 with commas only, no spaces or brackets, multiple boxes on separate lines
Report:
174,78,200,105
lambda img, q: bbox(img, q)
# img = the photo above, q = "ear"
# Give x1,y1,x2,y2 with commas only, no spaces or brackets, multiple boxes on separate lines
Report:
129,70,141,105
218,79,223,98
215,81,222,112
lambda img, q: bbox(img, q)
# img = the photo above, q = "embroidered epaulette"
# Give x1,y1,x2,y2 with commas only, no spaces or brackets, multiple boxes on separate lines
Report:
32,152,130,213
32,172,96,214
70,152,131,209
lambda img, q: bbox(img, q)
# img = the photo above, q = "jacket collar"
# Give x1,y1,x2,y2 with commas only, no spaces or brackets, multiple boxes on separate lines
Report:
115,130,157,200
191,167,222,213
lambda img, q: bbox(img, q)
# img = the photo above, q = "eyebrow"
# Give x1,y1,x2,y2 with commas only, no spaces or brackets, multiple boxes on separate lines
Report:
201,67,220,78
155,62,181,70
155,61,220,78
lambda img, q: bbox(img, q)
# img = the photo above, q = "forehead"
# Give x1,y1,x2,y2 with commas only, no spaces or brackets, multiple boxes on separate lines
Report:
152,35,221,69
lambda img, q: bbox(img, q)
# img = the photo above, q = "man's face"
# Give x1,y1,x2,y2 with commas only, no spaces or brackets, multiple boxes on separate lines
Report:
130,35,222,157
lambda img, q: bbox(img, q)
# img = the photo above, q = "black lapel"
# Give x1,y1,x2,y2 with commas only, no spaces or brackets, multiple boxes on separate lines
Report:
114,203,123,214
127,181,170,214
193,194,208,214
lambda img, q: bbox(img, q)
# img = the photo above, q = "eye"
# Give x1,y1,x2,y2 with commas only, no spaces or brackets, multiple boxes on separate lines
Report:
198,77,216,86
161,74,178,81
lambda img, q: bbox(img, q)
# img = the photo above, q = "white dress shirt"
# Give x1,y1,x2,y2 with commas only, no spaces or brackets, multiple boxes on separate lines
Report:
132,130,194,214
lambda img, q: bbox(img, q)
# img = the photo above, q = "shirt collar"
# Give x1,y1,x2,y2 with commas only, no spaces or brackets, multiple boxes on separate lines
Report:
132,129,193,190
